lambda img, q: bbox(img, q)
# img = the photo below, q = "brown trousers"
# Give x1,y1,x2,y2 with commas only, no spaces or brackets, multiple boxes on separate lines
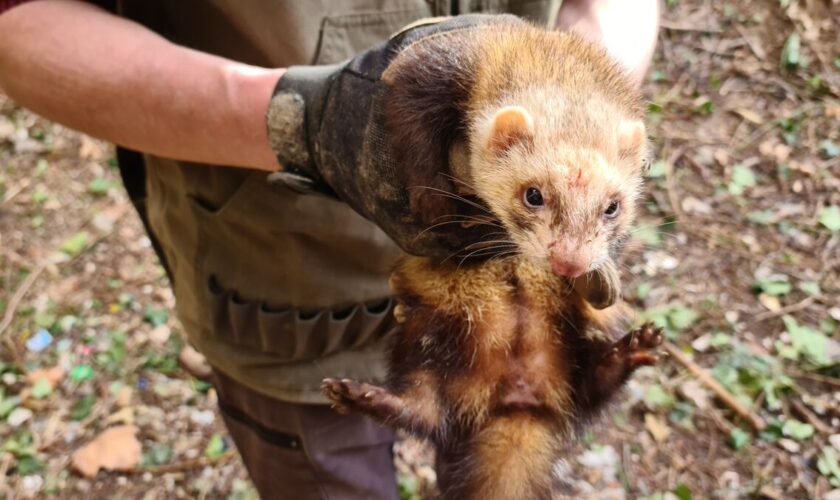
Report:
213,370,398,500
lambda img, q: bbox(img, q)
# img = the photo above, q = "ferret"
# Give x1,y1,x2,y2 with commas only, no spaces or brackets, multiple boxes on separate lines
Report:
323,19,660,500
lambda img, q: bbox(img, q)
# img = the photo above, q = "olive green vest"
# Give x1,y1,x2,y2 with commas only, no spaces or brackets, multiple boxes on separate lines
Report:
117,0,555,403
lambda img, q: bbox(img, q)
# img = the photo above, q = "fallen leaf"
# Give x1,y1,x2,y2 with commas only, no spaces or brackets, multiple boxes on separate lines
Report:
759,293,782,313
106,407,135,426
734,108,764,124
71,425,142,478
644,413,671,442
26,366,65,389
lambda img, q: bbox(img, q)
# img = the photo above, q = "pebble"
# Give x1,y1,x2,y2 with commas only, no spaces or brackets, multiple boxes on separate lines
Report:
829,434,840,453
148,324,172,346
21,475,43,494
189,409,215,426
7,407,33,427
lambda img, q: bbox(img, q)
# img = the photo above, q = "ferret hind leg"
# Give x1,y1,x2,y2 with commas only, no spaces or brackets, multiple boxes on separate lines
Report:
321,374,441,437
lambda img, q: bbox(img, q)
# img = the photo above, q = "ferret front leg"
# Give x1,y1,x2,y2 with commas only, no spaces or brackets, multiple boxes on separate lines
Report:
593,322,663,396
322,376,440,437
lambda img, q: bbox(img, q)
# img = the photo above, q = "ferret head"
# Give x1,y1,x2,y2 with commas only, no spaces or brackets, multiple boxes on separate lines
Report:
469,98,647,278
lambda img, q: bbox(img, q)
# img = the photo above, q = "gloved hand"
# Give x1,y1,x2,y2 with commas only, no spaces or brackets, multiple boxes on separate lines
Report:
265,14,518,260
265,14,621,309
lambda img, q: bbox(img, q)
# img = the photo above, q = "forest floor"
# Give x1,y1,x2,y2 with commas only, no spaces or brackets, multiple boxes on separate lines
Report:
1,0,839,498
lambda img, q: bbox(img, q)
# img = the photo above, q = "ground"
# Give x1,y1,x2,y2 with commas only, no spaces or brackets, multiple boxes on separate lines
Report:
1,0,839,498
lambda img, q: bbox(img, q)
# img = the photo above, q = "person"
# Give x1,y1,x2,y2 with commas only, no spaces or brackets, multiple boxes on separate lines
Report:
0,1,658,498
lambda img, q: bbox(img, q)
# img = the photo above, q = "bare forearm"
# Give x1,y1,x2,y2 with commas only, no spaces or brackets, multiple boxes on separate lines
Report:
558,0,659,86
0,0,282,171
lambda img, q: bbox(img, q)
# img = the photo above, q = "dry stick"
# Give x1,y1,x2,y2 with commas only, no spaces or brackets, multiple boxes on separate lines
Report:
125,450,237,475
663,341,767,431
753,295,817,322
0,261,49,363
787,368,840,388
790,399,832,435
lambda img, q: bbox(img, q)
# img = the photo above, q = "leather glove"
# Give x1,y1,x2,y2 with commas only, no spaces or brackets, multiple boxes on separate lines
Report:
265,14,518,260
265,14,621,309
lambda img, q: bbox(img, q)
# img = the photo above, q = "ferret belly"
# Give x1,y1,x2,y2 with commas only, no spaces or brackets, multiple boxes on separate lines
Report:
443,288,573,424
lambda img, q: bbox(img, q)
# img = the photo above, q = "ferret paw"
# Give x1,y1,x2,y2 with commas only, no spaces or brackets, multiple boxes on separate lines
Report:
609,322,664,369
321,378,402,418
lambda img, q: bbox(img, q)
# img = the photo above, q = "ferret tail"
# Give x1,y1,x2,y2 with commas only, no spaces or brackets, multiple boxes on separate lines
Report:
443,413,558,500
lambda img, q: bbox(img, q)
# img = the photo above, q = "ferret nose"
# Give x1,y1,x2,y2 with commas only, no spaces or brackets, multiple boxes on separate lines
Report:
550,259,587,278
549,241,589,278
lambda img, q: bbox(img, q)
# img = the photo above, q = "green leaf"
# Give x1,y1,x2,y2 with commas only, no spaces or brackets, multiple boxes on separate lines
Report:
669,305,699,331
632,225,662,247
781,33,801,70
204,434,226,458
782,315,830,366
818,206,840,232
818,447,840,485
398,474,420,500
782,419,814,441
16,456,45,475
672,483,693,500
820,140,839,158
636,282,653,300
70,394,96,420
143,442,173,467
87,178,112,196
730,428,750,450
60,231,90,257
746,210,774,225
644,384,675,409
647,160,667,178
69,364,94,382
143,306,169,327
754,276,792,296
32,190,48,204
33,312,57,330
30,378,52,399
799,281,821,296
728,164,757,196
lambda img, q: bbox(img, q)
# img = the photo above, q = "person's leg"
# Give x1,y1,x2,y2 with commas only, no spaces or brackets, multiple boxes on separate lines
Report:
212,369,399,500
557,0,660,85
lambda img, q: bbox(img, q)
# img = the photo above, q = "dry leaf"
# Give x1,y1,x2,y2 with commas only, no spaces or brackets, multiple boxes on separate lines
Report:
644,413,671,443
679,380,710,410
71,425,142,478
734,108,764,124
26,366,65,389
758,293,782,313
105,407,135,426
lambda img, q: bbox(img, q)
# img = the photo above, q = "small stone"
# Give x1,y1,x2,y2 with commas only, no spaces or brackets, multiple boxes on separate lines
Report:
7,407,33,427
148,324,171,347
21,475,44,494
829,434,840,453
189,409,215,427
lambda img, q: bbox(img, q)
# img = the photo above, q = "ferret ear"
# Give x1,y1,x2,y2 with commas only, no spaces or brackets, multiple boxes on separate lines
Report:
485,106,535,154
617,119,646,153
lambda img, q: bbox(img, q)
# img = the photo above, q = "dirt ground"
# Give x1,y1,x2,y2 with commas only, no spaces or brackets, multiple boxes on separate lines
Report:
1,1,839,498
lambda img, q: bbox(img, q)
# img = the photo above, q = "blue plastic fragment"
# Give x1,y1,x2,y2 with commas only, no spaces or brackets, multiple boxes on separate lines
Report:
26,329,53,352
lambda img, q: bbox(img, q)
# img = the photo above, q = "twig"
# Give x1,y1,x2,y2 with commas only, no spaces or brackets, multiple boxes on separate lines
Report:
663,341,767,431
125,450,237,475
753,296,817,322
787,369,840,388
663,146,687,222
0,261,50,363
790,399,832,435
659,20,722,33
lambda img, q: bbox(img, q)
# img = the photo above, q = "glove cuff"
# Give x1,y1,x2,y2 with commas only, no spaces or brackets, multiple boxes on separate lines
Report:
266,63,344,195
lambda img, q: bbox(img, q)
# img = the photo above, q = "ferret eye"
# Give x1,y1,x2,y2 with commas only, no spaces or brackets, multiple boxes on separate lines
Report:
604,200,620,218
523,187,544,208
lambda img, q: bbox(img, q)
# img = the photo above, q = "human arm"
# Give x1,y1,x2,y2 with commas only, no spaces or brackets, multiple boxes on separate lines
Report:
557,0,660,85
0,0,282,171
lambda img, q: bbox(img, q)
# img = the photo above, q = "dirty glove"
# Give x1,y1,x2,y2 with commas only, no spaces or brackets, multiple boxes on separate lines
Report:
265,14,517,260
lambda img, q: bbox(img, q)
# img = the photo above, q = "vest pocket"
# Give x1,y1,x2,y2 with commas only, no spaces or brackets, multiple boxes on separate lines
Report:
312,5,433,65
207,275,395,361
